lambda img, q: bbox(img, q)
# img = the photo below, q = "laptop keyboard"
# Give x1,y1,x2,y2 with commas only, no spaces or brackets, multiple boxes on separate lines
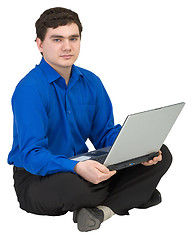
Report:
93,154,108,164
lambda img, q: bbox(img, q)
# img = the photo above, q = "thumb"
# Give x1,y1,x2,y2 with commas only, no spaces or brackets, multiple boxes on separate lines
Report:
95,162,110,174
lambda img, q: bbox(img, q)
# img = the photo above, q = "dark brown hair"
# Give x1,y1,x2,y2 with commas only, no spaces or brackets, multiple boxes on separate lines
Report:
35,7,83,41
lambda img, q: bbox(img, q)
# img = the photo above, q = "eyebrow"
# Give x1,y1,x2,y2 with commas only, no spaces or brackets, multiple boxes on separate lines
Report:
50,34,80,39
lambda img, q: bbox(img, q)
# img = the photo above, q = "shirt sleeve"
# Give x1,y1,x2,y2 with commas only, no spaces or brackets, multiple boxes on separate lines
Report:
12,84,79,176
89,78,121,149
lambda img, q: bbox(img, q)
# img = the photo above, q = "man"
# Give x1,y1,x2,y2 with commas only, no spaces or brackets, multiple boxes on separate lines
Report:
8,7,172,232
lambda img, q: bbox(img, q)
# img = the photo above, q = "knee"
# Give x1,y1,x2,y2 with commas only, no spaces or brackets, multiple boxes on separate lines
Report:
60,173,109,210
72,180,109,209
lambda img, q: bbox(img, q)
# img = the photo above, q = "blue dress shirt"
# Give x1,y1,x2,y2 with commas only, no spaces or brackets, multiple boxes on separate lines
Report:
8,58,121,176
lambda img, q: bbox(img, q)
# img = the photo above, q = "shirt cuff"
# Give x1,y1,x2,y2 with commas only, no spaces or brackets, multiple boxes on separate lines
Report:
62,158,79,174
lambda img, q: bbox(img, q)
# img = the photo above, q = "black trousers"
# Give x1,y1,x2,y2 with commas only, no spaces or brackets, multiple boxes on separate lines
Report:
13,145,172,216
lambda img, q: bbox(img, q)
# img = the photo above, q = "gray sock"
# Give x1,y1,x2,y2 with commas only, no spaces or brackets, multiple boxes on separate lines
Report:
97,205,115,221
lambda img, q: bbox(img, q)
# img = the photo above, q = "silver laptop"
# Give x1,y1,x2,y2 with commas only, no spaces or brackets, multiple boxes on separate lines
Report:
70,102,185,170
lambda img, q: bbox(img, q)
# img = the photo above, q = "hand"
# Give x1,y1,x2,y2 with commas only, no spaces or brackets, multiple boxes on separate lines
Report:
74,160,116,184
141,150,162,167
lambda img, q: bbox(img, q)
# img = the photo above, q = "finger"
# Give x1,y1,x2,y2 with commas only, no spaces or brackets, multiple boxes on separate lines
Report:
142,161,151,166
142,160,157,166
109,170,117,176
103,170,116,179
158,150,162,159
101,170,117,182
153,151,162,162
148,160,154,165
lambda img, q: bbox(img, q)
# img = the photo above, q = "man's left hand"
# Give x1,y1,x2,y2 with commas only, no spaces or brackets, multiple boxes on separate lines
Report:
141,150,162,167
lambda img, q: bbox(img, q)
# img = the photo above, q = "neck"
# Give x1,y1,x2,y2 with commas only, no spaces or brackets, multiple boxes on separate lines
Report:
43,58,72,85
57,67,72,85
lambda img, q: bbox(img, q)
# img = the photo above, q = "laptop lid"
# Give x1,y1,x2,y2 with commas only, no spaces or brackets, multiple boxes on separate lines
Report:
103,102,185,167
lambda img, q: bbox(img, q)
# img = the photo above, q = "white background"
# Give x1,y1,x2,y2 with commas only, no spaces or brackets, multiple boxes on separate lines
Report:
0,0,195,239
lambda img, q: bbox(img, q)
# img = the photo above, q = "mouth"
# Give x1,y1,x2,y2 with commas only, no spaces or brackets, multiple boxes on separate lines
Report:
60,54,73,59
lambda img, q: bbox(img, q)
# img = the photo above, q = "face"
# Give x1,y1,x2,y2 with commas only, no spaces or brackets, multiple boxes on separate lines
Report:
37,23,81,74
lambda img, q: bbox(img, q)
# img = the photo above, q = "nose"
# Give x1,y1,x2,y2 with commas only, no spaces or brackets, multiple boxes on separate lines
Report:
62,39,71,52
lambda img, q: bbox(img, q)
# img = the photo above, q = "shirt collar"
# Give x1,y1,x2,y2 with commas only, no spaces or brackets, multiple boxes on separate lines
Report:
68,64,83,90
38,57,61,83
38,57,83,86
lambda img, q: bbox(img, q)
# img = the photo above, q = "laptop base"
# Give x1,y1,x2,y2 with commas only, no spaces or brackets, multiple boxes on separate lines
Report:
107,152,159,171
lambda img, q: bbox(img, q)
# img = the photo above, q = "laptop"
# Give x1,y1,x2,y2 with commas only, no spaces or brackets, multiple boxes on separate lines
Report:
70,102,185,171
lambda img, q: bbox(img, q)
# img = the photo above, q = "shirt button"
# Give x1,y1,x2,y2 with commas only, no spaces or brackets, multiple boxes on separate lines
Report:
67,110,71,114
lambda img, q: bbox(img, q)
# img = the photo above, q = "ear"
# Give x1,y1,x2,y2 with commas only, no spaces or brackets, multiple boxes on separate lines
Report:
36,38,44,54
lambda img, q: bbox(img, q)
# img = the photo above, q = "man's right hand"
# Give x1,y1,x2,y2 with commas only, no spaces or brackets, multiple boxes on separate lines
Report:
74,160,116,184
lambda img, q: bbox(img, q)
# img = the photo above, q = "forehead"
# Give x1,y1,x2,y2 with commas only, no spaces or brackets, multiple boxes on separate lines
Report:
45,23,80,38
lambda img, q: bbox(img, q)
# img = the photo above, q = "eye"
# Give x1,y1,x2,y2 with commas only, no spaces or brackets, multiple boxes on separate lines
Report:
53,39,61,42
70,37,78,41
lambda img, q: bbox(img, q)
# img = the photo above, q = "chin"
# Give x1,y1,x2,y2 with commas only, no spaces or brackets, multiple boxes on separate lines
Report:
59,60,75,68
55,62,72,69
